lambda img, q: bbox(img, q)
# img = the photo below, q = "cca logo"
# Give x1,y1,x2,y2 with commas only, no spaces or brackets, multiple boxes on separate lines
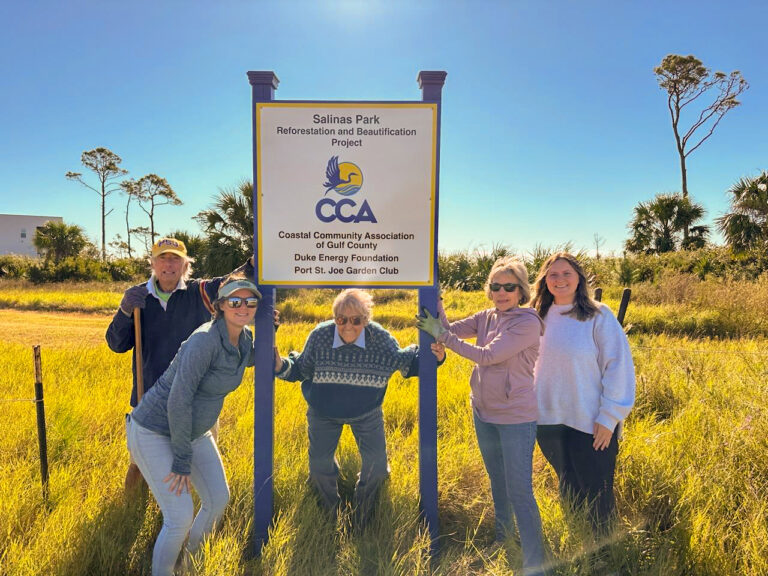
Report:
317,156,377,224
315,198,377,223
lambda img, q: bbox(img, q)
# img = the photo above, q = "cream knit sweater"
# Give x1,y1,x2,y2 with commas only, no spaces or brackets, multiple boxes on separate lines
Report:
534,302,635,434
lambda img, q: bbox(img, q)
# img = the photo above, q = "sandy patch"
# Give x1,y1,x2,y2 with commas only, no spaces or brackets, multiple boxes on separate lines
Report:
0,309,113,348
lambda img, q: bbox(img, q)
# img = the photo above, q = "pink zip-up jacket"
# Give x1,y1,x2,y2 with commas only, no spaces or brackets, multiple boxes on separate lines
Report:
438,304,544,424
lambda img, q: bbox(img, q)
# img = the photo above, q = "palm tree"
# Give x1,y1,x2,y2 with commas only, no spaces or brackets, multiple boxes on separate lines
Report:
625,193,709,254
164,230,207,264
33,221,90,262
716,171,768,252
195,180,253,276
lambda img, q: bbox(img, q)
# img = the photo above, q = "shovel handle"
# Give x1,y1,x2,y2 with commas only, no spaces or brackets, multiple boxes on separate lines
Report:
133,308,144,401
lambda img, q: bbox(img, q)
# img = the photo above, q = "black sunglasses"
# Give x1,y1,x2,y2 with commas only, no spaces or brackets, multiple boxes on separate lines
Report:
489,282,520,293
335,315,364,326
225,296,259,309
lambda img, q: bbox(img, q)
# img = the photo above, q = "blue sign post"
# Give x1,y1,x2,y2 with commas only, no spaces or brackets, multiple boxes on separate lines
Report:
247,70,446,555
416,70,446,551
247,70,279,553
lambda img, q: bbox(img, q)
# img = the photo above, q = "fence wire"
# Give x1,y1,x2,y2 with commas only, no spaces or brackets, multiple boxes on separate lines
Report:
632,345,768,356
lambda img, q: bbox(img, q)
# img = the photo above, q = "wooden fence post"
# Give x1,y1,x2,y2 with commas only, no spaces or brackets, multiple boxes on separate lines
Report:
33,345,49,502
617,288,632,327
594,287,631,326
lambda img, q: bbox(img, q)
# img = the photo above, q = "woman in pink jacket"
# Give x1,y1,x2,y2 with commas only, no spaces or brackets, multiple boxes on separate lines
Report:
417,256,546,576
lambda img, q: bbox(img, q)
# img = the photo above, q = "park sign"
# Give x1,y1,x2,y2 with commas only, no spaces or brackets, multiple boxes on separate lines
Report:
256,102,437,287
249,70,446,555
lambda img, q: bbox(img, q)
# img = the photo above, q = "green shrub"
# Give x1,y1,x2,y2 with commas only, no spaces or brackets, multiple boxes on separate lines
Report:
438,245,768,292
438,244,515,290
106,258,149,281
29,257,109,283
23,256,146,284
0,255,35,279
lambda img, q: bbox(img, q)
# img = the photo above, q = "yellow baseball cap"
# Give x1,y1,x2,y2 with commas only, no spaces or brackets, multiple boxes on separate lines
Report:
152,237,187,258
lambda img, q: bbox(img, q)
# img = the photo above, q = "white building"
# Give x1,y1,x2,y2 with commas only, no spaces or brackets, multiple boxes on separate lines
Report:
0,214,63,257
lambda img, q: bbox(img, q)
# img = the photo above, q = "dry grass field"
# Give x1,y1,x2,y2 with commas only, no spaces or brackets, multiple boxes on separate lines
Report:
1,283,767,575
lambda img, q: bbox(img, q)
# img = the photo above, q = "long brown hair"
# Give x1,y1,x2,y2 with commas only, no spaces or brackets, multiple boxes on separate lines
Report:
531,252,598,321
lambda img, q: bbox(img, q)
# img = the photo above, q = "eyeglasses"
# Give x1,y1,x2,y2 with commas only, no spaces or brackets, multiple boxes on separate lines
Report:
489,283,520,293
225,297,259,309
335,315,364,326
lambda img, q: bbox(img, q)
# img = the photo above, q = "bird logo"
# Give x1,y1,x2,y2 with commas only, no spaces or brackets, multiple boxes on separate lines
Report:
323,156,363,196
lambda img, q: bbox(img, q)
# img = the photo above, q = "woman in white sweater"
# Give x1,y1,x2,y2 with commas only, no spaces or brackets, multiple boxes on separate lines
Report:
531,253,635,534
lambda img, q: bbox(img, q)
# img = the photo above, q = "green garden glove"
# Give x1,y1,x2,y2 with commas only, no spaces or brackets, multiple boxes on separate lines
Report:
416,307,447,340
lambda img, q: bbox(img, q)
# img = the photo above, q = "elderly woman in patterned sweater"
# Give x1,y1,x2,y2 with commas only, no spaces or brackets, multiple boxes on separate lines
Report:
276,288,445,527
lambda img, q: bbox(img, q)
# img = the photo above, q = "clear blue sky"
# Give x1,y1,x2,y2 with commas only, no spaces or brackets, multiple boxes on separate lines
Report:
1,0,766,256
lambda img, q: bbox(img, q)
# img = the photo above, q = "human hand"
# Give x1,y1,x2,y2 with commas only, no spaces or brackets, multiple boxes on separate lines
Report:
163,472,191,496
273,309,281,332
243,255,255,277
593,423,613,450
120,284,149,317
415,307,447,340
431,342,446,362
273,347,284,372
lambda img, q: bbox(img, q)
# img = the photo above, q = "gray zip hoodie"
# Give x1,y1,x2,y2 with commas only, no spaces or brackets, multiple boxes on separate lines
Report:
130,317,254,475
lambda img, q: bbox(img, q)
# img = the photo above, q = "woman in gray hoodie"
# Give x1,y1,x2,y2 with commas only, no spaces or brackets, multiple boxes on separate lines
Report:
126,275,280,576
417,256,546,576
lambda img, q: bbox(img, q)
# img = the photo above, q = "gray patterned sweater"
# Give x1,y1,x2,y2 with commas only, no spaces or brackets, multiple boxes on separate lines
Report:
277,320,419,418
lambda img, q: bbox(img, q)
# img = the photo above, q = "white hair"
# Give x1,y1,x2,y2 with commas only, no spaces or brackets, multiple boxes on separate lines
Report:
332,289,373,323
148,255,195,281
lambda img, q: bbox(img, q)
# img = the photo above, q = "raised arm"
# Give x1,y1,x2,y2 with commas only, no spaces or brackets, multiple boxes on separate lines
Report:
201,255,256,304
275,329,318,382
442,303,481,339
440,314,540,366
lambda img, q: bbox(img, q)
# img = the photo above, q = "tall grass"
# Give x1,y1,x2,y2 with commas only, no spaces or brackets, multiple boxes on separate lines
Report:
7,266,768,337
0,280,126,313
1,290,768,574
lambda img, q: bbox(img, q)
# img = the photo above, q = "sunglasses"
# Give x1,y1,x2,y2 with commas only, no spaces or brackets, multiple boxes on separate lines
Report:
335,315,364,326
225,296,260,309
489,283,520,293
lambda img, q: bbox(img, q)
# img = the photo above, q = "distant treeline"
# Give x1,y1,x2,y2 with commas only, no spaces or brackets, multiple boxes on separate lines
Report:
2,245,768,287
439,244,768,290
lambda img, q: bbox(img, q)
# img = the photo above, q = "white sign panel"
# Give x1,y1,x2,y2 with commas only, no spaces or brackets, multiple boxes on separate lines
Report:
256,102,437,286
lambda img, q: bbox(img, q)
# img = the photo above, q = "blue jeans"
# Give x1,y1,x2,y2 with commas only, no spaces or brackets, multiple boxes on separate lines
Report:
474,413,545,575
126,415,230,576
307,406,390,524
